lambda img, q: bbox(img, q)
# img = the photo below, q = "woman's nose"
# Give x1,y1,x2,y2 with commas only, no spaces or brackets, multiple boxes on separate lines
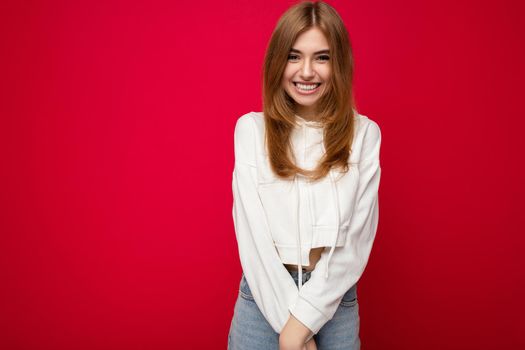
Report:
300,61,314,78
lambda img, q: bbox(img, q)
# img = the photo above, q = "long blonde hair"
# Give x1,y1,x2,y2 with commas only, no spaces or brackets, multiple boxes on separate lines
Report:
262,0,356,182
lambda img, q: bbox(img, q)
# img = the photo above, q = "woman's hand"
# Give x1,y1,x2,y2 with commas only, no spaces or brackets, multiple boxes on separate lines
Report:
279,335,317,350
279,333,303,350
279,314,314,350
305,337,318,350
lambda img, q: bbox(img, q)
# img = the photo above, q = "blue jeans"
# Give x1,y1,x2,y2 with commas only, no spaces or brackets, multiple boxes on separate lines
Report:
228,270,361,349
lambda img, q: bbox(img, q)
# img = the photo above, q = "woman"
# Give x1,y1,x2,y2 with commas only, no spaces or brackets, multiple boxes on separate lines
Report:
228,1,382,349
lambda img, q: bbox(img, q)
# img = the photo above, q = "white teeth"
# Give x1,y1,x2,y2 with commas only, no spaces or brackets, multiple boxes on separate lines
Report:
295,83,320,91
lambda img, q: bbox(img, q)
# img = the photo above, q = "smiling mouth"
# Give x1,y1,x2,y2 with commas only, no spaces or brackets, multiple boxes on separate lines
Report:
294,82,321,86
294,82,321,90
293,82,322,93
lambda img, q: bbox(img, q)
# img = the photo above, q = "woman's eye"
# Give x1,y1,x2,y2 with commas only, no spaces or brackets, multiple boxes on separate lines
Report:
287,54,329,61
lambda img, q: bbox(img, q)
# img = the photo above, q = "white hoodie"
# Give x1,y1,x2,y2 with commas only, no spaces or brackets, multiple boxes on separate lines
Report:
231,110,381,338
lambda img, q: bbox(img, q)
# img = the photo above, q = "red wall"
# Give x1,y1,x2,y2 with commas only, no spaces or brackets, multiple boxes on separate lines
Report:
1,0,524,349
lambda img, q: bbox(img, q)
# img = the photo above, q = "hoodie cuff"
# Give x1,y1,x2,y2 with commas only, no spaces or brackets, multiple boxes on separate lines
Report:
289,296,330,336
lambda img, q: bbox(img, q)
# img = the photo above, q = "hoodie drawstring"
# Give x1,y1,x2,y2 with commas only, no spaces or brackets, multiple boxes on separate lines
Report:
294,175,303,291
293,121,340,288
325,169,340,279
320,140,340,279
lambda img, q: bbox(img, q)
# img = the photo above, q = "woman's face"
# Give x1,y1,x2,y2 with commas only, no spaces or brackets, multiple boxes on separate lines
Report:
281,27,331,119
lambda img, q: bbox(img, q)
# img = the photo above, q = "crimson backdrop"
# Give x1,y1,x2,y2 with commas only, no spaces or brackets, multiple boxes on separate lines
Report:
1,0,524,349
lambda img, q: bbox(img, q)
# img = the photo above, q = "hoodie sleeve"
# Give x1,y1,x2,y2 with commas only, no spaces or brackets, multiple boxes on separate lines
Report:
288,119,382,336
232,113,300,334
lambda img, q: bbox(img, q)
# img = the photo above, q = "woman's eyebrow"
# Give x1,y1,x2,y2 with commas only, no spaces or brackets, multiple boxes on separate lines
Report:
290,48,330,54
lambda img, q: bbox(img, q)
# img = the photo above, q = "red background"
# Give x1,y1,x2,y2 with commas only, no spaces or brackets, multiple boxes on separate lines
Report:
1,0,524,349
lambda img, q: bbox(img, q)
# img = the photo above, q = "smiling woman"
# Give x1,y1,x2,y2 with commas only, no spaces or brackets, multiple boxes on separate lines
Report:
228,1,381,350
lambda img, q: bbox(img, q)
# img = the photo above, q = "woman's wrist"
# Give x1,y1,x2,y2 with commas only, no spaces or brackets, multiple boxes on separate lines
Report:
280,313,312,345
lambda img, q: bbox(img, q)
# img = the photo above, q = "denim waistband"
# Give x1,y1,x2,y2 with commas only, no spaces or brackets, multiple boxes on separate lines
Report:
288,269,312,286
